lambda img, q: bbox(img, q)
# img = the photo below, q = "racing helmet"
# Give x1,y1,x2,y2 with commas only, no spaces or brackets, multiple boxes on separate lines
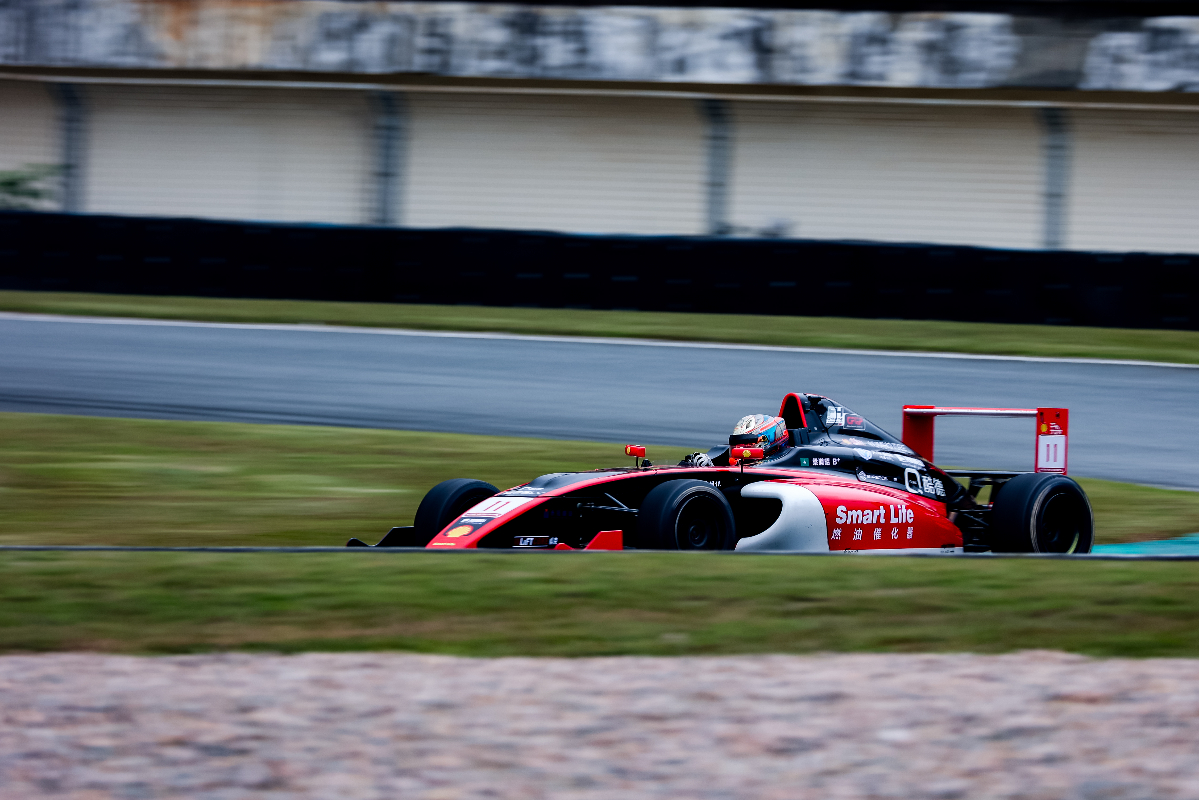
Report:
729,414,790,457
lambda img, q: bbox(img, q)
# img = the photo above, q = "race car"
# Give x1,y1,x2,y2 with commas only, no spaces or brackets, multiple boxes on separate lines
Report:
348,393,1093,554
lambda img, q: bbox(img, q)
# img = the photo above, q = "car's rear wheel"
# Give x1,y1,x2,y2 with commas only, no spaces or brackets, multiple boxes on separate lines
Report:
637,479,736,550
412,479,499,546
991,473,1093,554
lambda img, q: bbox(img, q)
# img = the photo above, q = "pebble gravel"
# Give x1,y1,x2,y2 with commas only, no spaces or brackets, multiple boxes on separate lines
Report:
2,650,1198,799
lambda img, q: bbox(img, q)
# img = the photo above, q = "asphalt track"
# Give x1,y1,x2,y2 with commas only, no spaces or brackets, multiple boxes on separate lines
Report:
2,312,1198,489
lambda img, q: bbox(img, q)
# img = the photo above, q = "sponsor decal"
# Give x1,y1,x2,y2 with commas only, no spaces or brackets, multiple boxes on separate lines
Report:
499,487,548,497
831,528,842,540
835,435,871,446
843,414,865,430
836,504,916,525
904,468,945,497
873,528,882,540
857,470,894,482
854,448,873,461
872,441,919,455
706,480,723,487
906,526,914,539
853,529,863,541
461,518,487,525
465,497,538,517
516,536,550,548
444,525,475,538
874,452,925,468
825,406,847,427
890,527,899,540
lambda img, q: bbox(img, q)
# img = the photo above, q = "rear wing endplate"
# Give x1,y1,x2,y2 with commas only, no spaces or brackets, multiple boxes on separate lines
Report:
901,406,1069,474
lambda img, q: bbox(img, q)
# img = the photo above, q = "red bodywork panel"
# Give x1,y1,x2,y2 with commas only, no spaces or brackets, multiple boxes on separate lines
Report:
425,467,960,551
796,480,961,551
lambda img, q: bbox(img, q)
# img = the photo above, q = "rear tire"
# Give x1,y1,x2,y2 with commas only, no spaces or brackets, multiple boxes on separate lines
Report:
637,479,736,550
412,479,499,546
992,473,1093,554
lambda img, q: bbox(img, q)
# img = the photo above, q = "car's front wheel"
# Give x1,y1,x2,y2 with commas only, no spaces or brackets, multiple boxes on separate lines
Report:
412,478,499,546
636,479,736,550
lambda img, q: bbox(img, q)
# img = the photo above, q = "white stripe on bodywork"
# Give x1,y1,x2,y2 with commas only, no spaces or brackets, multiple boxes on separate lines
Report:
735,482,829,552
843,547,965,555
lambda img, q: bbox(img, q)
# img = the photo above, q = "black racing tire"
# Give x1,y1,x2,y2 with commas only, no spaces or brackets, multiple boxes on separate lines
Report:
412,479,499,545
637,479,736,550
991,473,1093,554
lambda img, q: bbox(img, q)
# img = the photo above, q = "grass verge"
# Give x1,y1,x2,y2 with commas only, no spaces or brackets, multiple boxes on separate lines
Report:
3,289,1199,364
1,412,1196,546
2,551,1198,657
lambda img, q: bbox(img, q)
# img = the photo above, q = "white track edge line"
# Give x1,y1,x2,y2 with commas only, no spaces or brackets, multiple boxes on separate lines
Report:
2,311,1195,369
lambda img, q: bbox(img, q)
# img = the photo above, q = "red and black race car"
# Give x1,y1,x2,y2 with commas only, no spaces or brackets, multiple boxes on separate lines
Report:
349,393,1092,555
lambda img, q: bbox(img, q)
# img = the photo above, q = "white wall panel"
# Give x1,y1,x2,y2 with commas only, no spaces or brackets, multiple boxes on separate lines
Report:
0,81,57,171
0,81,60,208
85,86,372,224
406,94,706,235
1068,110,1199,254
727,102,1043,249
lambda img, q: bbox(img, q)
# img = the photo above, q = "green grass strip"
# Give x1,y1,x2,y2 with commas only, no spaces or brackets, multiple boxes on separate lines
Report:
3,289,1199,364
2,551,1198,657
2,412,1197,547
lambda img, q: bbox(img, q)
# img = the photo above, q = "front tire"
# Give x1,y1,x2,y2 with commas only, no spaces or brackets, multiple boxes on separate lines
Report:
637,479,736,550
992,473,1093,554
412,479,499,545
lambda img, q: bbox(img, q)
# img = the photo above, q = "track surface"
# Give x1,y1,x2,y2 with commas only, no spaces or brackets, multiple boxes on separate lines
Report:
2,313,1197,488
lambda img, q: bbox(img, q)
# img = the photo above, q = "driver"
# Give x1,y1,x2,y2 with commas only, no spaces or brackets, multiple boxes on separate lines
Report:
678,413,792,467
728,414,790,464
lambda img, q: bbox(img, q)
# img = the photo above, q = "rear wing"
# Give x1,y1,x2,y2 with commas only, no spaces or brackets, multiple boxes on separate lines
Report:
902,406,1069,475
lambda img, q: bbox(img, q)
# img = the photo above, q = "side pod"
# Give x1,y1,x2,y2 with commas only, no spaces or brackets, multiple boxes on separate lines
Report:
735,483,829,552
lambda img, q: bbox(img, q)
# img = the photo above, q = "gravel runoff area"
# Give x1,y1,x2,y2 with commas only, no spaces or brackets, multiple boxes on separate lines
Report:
2,652,1198,799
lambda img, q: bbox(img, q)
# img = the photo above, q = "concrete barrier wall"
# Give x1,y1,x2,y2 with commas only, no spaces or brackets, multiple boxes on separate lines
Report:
3,0,1199,92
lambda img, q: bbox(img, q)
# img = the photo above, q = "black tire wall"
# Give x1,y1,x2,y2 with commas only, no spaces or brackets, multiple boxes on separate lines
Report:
1,211,1196,329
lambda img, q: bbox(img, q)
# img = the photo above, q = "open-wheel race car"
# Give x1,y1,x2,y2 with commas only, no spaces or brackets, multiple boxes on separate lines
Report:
348,393,1092,554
